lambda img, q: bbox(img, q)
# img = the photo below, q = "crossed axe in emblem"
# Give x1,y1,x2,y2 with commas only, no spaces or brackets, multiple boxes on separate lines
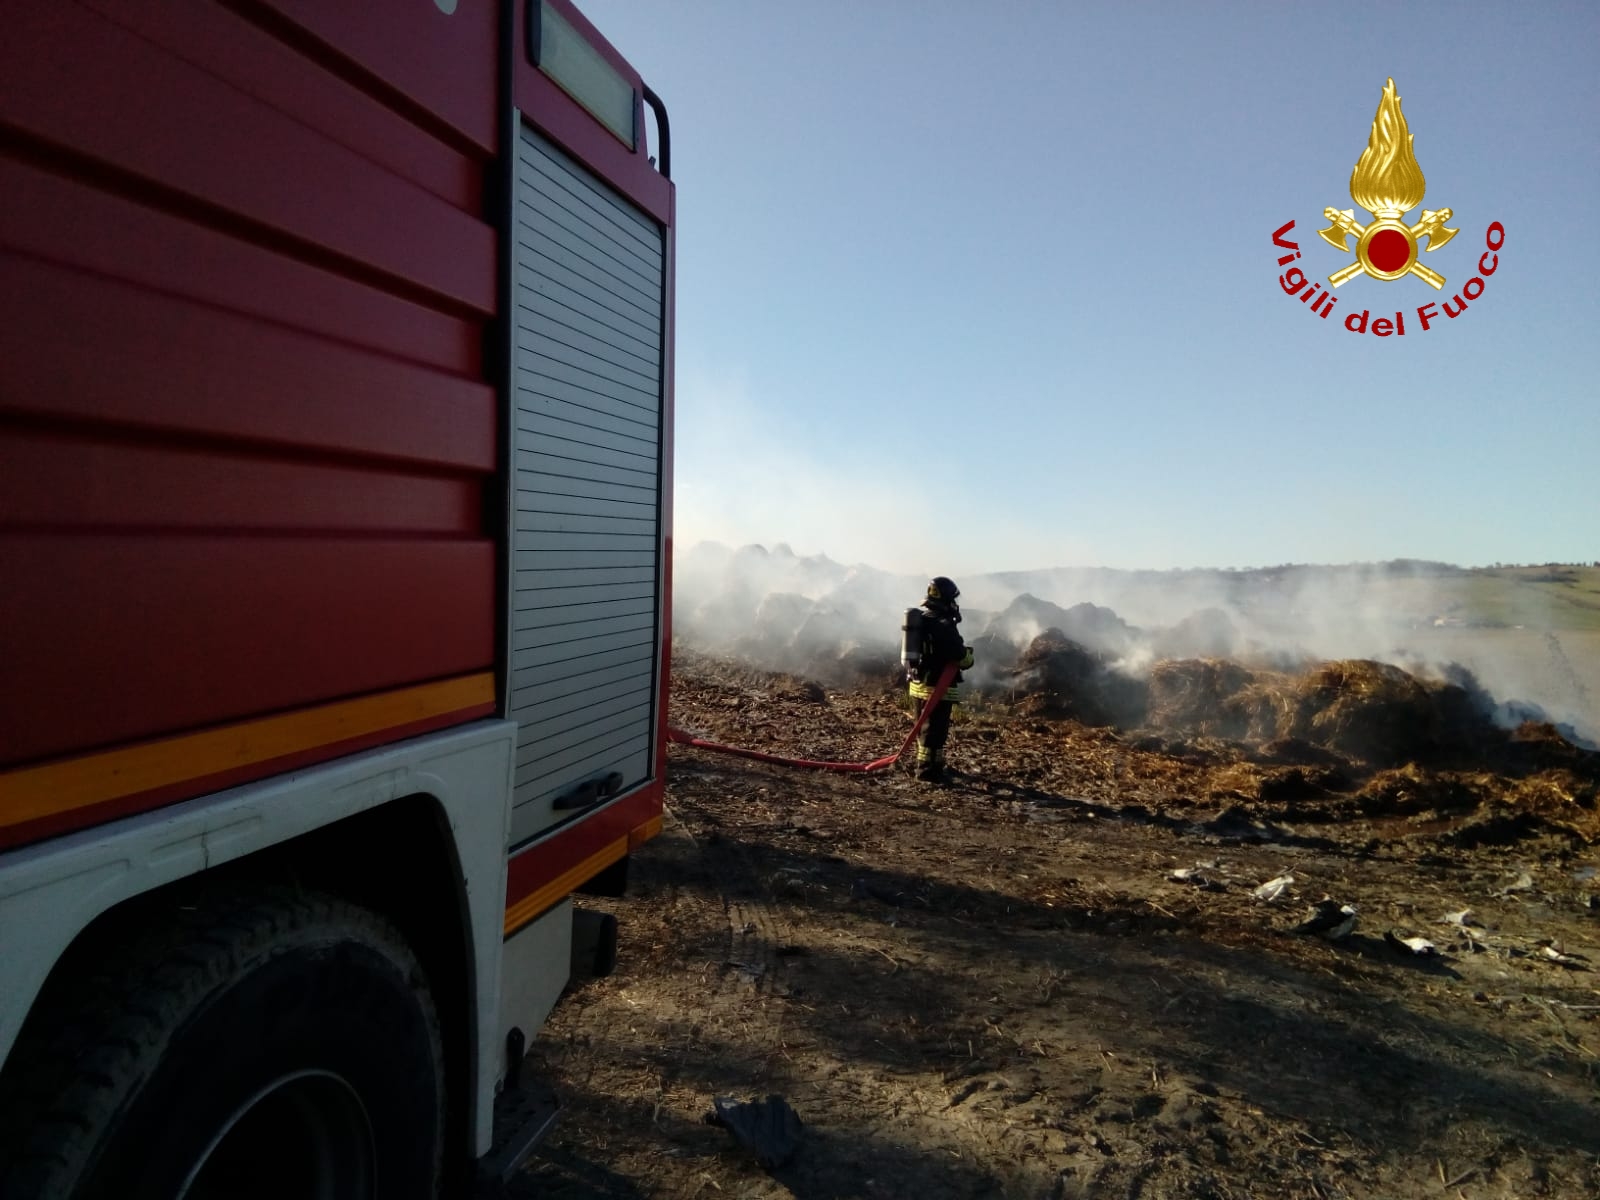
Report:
1318,207,1458,289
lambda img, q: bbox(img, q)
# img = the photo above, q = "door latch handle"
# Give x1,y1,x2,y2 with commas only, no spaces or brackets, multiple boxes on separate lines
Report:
553,771,625,811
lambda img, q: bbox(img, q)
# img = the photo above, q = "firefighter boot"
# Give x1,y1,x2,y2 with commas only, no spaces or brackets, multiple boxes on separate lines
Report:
915,747,947,784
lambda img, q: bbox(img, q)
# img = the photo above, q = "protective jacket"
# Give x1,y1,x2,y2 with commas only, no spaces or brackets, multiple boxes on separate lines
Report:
909,602,974,705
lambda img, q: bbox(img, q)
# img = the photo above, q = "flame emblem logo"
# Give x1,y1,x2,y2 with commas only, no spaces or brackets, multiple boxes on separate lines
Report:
1319,79,1457,290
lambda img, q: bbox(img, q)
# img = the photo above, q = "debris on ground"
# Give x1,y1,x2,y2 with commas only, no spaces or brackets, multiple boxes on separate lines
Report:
1539,944,1591,970
706,1095,804,1168
1293,899,1359,940
1386,931,1439,957
1169,862,1225,891
1252,872,1296,902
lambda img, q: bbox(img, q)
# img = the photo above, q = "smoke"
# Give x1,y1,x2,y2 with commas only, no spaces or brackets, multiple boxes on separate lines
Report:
672,541,918,677
671,542,1600,745
671,367,1098,576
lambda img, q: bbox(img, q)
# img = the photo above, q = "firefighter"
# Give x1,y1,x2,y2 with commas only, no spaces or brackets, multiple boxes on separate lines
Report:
908,576,974,783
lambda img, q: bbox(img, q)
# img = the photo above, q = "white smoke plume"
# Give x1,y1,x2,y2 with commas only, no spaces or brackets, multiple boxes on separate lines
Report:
672,542,1600,746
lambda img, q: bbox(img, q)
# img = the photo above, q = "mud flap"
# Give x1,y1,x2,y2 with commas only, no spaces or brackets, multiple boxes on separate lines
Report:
570,908,619,979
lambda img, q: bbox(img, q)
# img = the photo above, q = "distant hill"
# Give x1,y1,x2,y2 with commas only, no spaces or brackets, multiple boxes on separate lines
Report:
677,543,1600,637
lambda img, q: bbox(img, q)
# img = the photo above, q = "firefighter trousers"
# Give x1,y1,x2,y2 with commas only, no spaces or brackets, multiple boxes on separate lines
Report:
915,698,953,767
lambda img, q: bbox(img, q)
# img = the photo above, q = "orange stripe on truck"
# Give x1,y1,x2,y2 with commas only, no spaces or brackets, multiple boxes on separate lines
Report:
629,815,663,847
503,835,630,937
0,673,496,834
501,809,666,938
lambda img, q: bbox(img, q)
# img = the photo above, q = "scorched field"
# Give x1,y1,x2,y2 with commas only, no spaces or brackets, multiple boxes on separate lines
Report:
514,645,1600,1200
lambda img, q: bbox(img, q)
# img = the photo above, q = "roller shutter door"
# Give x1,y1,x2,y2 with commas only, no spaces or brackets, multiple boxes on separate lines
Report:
507,123,664,846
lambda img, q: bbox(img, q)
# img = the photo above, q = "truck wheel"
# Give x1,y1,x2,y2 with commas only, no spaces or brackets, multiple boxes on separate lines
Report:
0,887,445,1200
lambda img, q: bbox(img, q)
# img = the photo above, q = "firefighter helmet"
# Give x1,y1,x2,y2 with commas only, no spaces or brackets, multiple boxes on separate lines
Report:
926,576,960,605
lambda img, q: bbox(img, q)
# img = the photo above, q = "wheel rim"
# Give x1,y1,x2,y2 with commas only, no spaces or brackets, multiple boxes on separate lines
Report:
178,1069,375,1200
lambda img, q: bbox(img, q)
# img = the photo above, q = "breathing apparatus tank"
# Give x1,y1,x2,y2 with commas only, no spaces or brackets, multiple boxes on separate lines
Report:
900,607,924,672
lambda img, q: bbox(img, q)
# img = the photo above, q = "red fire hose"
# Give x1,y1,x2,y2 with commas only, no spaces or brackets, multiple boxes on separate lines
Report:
665,663,958,774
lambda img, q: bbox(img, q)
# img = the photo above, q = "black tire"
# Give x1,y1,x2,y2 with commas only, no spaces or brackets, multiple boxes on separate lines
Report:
0,886,445,1200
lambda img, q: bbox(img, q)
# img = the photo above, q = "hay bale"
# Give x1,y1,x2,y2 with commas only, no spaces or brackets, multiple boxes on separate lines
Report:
1010,629,1147,727
1291,660,1440,766
1146,658,1256,737
1503,721,1600,779
1224,674,1301,743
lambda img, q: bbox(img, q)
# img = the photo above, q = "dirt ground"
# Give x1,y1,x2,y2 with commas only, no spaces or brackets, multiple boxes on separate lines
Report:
514,652,1600,1200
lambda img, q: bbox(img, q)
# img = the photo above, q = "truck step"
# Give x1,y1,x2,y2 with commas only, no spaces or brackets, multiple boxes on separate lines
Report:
476,1075,561,1194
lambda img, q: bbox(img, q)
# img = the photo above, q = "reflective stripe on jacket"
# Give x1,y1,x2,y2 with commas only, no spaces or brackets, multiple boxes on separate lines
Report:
909,679,961,704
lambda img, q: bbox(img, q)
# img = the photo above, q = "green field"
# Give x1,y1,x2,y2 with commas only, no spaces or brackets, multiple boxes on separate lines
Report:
1448,565,1600,632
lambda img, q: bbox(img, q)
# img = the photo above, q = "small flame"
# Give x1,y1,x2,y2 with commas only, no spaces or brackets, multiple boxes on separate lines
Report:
1349,79,1426,218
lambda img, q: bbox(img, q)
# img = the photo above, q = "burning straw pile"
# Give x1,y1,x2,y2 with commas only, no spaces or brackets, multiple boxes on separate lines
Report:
1006,630,1147,727
1149,657,1499,766
1001,633,1511,769
1288,659,1452,764
1148,658,1266,740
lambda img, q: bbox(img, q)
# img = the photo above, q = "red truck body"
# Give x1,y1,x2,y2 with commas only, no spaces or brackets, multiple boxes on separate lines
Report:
0,2,675,1190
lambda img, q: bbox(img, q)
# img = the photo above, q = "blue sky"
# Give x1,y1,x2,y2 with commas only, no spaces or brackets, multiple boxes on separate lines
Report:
577,1,1599,575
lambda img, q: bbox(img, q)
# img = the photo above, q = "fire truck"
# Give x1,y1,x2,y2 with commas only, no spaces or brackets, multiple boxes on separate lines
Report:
0,1,673,1193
